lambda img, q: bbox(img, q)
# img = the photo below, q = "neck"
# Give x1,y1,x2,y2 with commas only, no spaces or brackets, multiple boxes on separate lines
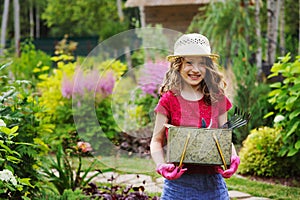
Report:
181,85,203,101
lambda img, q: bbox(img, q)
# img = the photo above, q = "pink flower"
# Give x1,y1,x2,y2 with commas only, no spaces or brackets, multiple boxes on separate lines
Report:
61,75,74,99
84,69,100,92
77,141,93,153
73,68,85,96
138,61,169,97
61,68,116,99
96,70,115,98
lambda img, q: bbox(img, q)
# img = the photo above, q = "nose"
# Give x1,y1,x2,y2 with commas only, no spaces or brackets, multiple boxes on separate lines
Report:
191,64,202,72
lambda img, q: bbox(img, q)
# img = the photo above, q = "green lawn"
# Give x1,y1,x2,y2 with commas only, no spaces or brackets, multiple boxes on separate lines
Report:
80,155,300,200
226,176,300,200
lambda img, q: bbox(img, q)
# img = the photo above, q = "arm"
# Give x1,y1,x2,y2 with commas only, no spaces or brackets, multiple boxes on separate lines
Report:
150,112,187,180
150,112,168,165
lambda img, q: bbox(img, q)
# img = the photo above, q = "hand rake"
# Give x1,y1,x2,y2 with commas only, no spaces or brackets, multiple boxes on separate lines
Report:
221,107,251,130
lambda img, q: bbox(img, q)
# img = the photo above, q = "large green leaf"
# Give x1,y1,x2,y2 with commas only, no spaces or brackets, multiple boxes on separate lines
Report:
295,140,300,150
290,110,300,120
285,121,300,139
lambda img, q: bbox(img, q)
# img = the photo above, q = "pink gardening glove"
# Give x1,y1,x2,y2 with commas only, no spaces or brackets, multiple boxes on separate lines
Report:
156,163,187,180
217,155,240,178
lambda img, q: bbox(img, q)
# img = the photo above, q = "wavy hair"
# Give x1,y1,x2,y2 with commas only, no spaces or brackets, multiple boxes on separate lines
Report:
159,57,227,105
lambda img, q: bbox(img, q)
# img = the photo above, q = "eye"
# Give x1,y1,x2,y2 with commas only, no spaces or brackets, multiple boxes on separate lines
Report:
199,62,206,66
186,61,193,65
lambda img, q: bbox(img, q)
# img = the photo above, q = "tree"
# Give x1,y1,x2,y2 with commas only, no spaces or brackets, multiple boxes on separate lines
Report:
266,0,281,66
255,0,262,79
279,0,285,56
42,0,129,40
188,0,255,68
13,0,20,56
29,0,34,38
0,0,10,56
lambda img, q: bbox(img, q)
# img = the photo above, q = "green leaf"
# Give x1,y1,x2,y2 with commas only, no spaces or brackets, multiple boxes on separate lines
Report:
286,96,297,105
0,127,12,135
290,64,300,74
285,121,300,138
270,63,285,73
263,112,274,119
280,53,291,63
289,83,300,93
295,140,300,150
289,110,300,120
269,82,281,88
287,148,298,157
268,89,282,97
0,141,12,154
7,156,21,164
19,178,34,188
0,126,18,135
267,72,279,79
9,126,19,134
0,61,13,71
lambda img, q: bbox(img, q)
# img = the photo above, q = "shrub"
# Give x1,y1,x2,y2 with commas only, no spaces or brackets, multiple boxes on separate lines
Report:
0,123,34,199
267,53,300,157
0,62,49,198
239,127,300,178
37,56,127,154
40,143,101,195
7,41,52,88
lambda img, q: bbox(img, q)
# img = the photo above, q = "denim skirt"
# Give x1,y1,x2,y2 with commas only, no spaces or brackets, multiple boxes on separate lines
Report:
160,173,229,200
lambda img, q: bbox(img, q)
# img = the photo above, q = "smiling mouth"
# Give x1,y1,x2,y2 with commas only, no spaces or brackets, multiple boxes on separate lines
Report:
188,74,201,79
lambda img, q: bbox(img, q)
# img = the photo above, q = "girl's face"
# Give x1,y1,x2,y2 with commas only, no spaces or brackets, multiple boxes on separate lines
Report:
180,56,207,89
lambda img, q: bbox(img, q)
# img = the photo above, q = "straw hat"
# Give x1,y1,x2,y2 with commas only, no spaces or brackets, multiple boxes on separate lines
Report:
167,33,219,62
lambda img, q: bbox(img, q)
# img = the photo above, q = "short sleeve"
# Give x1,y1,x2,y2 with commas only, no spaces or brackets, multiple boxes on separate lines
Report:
218,95,232,115
154,92,171,119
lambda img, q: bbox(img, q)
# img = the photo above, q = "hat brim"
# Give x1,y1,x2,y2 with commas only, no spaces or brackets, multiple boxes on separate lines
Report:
166,54,219,62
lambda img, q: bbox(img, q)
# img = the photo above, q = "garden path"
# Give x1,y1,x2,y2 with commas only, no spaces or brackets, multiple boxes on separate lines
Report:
87,171,271,199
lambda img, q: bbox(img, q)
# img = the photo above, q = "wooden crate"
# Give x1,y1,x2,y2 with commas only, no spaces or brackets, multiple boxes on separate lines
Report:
167,127,232,165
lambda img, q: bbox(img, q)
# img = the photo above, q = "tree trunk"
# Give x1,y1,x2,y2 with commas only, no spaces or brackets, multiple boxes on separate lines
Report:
267,0,281,65
29,1,34,38
36,6,40,38
255,0,262,79
0,0,10,56
279,0,285,56
125,46,136,83
139,6,146,27
116,0,124,21
14,0,20,56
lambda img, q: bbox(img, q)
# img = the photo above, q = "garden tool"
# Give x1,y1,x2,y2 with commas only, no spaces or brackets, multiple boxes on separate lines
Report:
212,132,228,170
201,118,207,128
178,133,190,169
221,107,251,130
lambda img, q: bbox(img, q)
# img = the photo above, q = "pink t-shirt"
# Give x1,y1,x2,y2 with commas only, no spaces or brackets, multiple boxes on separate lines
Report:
155,90,232,128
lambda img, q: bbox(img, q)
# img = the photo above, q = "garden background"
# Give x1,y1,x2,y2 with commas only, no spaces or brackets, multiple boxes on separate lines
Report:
0,0,300,199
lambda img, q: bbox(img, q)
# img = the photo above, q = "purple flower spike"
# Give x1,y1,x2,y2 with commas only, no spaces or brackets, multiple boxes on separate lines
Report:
138,61,169,97
61,75,74,99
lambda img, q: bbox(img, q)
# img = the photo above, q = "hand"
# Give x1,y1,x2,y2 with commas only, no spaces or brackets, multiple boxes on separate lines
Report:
156,163,187,180
217,155,240,178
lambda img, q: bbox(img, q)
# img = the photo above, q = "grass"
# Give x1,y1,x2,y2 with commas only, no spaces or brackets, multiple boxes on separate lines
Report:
226,176,300,200
79,155,300,200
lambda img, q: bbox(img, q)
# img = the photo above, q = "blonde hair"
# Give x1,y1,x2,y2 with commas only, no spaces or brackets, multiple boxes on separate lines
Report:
159,57,227,105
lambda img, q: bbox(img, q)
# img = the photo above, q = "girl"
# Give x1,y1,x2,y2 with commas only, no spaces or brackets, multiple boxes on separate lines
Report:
150,33,240,200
